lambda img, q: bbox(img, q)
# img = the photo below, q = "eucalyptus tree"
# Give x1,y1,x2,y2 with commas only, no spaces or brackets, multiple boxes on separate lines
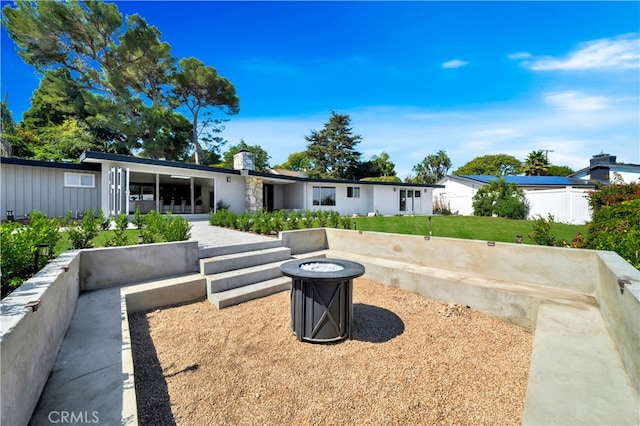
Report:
304,111,362,179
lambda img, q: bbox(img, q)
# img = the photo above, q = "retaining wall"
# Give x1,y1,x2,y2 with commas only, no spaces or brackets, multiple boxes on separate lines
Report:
280,228,640,392
0,241,199,426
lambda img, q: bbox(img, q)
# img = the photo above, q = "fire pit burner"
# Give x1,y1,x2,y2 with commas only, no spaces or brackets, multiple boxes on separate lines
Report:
299,262,344,272
280,258,365,343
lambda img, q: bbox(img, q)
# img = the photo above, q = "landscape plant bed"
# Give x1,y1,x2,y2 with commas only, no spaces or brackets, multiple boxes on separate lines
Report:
130,278,533,425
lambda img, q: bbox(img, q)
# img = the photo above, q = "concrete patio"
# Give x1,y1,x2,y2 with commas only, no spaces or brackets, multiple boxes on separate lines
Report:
1,221,638,425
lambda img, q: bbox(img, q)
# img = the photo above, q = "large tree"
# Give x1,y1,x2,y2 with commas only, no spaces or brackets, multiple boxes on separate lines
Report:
273,151,313,172
3,1,238,161
411,150,452,184
453,154,521,176
171,57,240,164
304,111,362,179
522,150,550,176
219,140,271,172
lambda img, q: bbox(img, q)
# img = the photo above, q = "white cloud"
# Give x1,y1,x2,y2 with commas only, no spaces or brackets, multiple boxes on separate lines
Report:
521,33,640,71
544,90,610,112
442,59,468,69
220,95,639,178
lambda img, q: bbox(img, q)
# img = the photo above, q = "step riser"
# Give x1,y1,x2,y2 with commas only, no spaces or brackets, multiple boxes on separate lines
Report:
210,279,291,309
125,278,206,313
199,240,282,259
200,247,291,275
208,266,284,293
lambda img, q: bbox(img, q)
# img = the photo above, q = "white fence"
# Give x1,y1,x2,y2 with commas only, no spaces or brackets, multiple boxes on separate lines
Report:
525,187,592,224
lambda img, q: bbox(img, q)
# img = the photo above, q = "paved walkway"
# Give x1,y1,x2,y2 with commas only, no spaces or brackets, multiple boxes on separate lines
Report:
188,221,276,249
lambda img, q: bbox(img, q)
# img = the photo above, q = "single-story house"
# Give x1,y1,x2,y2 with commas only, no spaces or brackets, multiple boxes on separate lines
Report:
433,153,640,224
569,153,640,185
433,175,596,224
1,151,442,221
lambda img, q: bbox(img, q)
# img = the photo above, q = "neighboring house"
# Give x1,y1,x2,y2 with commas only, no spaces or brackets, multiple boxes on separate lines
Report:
433,175,596,224
1,151,442,221
570,153,640,184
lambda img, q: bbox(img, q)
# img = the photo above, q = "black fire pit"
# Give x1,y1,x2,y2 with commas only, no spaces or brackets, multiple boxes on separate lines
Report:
280,258,365,343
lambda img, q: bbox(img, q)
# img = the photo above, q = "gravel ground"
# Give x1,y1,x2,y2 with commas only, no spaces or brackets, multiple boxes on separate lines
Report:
130,278,533,425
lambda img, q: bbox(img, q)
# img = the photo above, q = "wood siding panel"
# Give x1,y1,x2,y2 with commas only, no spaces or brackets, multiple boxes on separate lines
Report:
1,163,100,220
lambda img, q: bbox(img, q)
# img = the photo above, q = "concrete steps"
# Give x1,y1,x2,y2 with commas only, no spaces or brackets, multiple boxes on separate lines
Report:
200,246,291,275
209,276,291,309
203,241,292,309
121,273,206,314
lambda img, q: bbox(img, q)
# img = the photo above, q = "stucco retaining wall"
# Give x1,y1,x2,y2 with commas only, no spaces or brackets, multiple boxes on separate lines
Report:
280,228,640,393
0,251,81,426
1,241,200,425
79,241,199,291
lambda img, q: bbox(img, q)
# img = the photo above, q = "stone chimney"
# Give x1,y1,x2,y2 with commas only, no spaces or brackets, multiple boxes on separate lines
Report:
233,150,255,171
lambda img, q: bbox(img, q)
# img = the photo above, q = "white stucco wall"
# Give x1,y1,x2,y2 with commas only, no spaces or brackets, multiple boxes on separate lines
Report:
433,178,480,216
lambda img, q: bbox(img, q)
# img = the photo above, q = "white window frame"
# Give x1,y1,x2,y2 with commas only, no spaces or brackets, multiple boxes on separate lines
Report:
64,172,95,188
347,186,360,198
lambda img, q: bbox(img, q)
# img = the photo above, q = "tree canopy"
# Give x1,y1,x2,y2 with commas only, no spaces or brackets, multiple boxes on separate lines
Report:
522,150,550,176
1,0,239,161
171,57,239,164
219,140,271,172
411,150,451,184
453,154,521,176
304,111,362,179
472,177,529,220
273,151,313,173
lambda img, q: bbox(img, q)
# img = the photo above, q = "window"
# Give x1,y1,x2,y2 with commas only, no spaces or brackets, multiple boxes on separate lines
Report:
313,186,336,206
347,186,360,198
65,172,95,188
415,191,421,198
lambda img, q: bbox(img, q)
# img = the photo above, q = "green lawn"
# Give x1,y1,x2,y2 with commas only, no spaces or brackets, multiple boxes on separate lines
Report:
52,215,586,255
352,215,587,245
54,229,142,255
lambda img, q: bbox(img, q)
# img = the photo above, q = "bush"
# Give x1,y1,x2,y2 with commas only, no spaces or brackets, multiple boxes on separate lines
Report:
472,178,529,220
586,182,640,214
528,214,560,246
65,209,101,249
586,198,640,269
1,211,61,296
105,213,130,247
163,214,192,242
145,210,192,242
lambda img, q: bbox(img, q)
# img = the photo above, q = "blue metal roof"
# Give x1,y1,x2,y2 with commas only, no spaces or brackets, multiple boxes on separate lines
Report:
462,175,595,187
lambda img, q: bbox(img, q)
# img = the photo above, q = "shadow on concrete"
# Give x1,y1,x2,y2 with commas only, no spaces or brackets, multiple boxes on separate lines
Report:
129,313,176,426
352,303,405,343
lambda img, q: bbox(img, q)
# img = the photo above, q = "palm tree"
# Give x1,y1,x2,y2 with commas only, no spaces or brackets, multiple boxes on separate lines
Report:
522,150,550,176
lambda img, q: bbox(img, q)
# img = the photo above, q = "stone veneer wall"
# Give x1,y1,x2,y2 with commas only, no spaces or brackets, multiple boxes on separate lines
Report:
245,176,263,212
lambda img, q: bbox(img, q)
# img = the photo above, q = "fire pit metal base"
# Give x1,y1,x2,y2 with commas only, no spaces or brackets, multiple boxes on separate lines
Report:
280,258,365,343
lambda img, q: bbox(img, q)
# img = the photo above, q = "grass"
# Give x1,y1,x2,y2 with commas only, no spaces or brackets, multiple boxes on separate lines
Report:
54,229,143,255
50,215,586,256
352,215,587,245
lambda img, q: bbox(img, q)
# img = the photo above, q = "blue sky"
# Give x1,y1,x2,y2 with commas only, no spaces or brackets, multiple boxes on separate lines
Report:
2,1,639,178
